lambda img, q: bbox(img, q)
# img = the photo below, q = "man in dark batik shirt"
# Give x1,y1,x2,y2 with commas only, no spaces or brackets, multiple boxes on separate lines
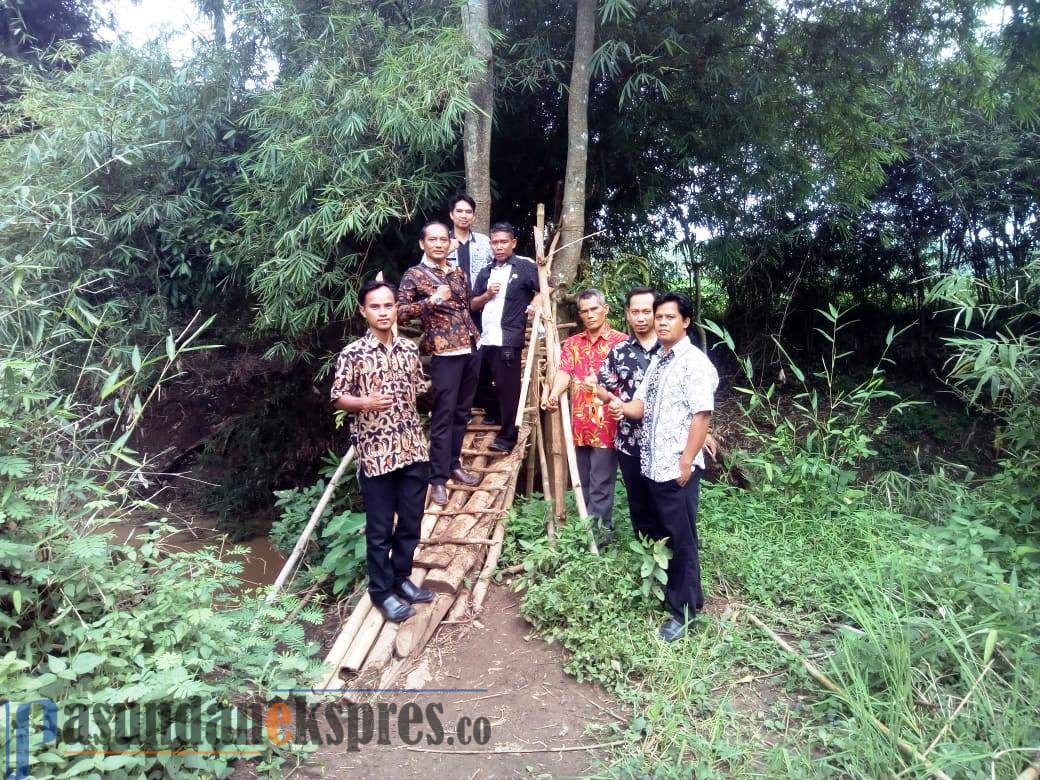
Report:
596,287,661,540
398,221,482,506
331,281,435,624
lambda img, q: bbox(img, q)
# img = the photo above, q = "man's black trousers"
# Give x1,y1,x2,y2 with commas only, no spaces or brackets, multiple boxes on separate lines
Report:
429,352,480,485
481,345,522,446
617,449,660,540
648,470,704,622
358,460,429,602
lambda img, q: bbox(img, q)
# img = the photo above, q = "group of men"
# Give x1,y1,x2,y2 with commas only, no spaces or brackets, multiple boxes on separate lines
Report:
330,192,719,641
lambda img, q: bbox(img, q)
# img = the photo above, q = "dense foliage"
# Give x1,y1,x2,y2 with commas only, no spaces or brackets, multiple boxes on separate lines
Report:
507,274,1040,775
1,1,1037,777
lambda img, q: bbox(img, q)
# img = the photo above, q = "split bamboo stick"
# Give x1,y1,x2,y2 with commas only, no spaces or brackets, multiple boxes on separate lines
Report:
267,447,355,603
745,610,952,780
515,303,542,428
559,392,598,555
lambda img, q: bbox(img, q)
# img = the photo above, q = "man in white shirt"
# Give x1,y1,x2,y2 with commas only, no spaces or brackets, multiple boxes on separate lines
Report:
609,292,718,641
471,222,540,452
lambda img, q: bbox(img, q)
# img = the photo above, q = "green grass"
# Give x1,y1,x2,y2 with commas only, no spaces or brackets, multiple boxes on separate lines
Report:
503,468,1040,778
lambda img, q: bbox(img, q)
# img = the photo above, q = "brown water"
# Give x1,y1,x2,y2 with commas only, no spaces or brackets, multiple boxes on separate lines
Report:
100,514,287,591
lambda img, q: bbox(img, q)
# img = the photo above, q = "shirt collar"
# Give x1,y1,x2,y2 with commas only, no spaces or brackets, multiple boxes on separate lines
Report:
660,336,693,358
579,323,615,344
363,331,403,351
421,254,449,271
629,335,660,355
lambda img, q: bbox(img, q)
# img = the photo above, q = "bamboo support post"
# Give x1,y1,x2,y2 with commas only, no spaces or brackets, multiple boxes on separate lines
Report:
745,610,952,780
559,392,597,555
515,304,542,428
267,447,355,604
535,414,556,544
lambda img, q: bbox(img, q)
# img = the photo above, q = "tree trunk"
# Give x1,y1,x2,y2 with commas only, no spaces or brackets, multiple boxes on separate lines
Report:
462,0,493,234
553,0,596,289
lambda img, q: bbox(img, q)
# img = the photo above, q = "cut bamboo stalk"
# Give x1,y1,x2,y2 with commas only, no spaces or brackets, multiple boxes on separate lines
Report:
745,610,952,780
535,415,555,544
470,513,507,615
316,592,371,690
361,620,399,673
341,605,386,673
559,392,597,555
267,447,355,604
1016,760,1040,780
418,537,494,546
395,597,437,657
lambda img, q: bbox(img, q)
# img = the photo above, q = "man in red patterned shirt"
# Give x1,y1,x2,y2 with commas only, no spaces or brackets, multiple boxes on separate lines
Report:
546,289,628,545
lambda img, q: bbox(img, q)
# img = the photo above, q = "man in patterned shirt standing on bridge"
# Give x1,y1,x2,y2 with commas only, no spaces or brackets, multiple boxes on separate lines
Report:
330,280,436,624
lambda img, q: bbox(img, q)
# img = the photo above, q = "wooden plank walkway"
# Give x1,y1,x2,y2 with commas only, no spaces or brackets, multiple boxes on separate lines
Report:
311,415,532,693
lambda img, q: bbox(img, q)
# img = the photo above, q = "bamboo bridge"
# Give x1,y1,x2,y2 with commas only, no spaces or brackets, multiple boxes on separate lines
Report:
264,205,600,694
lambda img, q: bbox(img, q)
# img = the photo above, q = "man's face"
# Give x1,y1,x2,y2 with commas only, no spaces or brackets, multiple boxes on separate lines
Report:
626,293,655,336
419,224,451,262
654,301,690,346
578,297,608,333
359,286,396,334
490,231,517,262
450,201,475,230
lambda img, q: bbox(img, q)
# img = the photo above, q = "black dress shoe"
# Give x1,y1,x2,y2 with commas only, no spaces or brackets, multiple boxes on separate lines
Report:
430,483,448,505
395,579,435,604
375,594,416,623
658,617,692,642
451,467,481,486
481,416,500,426
488,439,514,453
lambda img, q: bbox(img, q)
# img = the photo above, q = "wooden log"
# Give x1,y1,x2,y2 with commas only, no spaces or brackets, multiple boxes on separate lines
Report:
316,592,371,690
445,586,472,623
423,507,508,516
267,447,355,604
395,595,440,657
412,593,455,654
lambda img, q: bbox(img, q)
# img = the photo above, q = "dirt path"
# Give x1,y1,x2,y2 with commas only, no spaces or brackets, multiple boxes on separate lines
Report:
236,585,623,779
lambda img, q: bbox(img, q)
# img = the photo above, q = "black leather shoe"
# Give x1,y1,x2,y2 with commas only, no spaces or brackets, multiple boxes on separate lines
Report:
430,483,448,505
658,617,692,642
375,594,416,623
481,416,500,426
395,579,435,604
451,467,481,486
488,439,514,453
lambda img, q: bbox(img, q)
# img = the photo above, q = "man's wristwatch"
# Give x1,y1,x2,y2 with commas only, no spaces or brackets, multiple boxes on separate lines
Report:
429,294,443,306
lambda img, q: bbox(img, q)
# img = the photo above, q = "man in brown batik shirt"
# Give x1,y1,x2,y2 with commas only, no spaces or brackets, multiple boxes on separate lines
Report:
397,221,482,506
330,280,435,623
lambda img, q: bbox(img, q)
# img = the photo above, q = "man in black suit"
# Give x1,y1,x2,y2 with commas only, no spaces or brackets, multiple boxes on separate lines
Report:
470,222,540,453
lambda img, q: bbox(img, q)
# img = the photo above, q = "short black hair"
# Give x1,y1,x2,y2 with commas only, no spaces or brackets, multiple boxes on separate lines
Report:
489,221,516,238
420,220,450,239
625,286,657,308
653,291,694,321
358,280,396,306
449,193,475,212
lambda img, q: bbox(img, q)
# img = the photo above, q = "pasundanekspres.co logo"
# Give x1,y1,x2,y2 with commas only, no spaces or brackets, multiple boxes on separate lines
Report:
4,693,492,777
